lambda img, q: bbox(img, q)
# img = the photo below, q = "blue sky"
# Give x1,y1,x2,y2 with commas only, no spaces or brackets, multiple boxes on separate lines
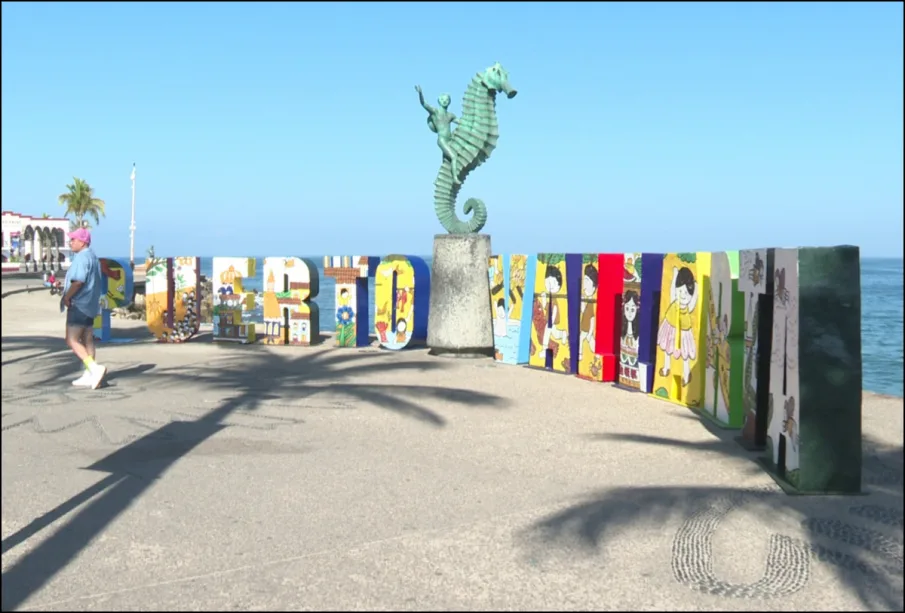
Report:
2,2,902,258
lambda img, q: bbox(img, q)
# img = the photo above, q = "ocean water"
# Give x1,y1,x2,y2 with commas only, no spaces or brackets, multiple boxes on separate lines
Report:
860,258,903,397
129,256,903,397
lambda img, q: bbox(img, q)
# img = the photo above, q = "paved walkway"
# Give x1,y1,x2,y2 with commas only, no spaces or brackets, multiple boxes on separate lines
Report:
1,277,49,299
2,292,902,611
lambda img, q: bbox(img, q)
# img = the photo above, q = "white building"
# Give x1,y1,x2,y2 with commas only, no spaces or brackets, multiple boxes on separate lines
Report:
1,210,72,270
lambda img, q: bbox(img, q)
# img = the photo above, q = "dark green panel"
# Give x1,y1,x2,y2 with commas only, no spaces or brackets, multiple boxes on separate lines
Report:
796,245,862,494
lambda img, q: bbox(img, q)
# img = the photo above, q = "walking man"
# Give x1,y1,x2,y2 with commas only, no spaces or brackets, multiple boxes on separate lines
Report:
62,227,107,389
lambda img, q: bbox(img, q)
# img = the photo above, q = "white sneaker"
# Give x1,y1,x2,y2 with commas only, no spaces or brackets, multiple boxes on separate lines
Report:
88,364,108,390
72,371,92,387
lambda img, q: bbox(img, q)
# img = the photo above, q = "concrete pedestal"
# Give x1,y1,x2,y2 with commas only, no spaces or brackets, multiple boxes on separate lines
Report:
426,234,494,358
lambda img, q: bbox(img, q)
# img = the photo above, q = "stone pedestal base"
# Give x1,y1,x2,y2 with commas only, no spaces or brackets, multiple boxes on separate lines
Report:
426,234,494,358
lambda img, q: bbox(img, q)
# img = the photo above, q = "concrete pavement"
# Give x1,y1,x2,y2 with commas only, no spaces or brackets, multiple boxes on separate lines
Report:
1,277,50,299
1,291,902,611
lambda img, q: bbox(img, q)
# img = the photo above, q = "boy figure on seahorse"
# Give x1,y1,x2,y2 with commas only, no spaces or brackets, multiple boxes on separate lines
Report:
416,85,461,184
414,63,517,235
657,266,699,387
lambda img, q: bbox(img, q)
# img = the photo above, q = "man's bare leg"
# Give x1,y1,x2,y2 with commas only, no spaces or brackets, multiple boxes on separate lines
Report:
67,324,106,389
68,324,92,386
82,327,96,360
66,324,90,361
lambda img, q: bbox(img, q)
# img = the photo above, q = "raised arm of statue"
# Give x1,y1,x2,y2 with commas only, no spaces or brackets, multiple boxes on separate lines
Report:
415,85,434,114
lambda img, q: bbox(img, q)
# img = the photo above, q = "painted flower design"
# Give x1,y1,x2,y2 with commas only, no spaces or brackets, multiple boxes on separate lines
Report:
336,305,355,325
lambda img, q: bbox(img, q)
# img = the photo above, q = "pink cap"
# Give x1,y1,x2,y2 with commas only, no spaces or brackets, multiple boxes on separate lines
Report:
68,227,91,245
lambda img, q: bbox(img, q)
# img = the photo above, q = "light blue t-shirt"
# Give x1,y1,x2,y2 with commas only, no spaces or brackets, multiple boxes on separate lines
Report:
64,247,103,317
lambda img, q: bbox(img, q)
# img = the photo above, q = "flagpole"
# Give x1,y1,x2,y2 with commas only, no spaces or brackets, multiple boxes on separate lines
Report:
129,163,136,270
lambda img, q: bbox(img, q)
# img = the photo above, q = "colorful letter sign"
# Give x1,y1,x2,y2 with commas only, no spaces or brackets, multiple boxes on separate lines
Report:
145,257,201,343
374,255,430,350
324,255,380,348
262,257,320,346
93,257,134,342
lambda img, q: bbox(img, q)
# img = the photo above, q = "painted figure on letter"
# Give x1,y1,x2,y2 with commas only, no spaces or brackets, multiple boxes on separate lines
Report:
621,290,640,351
657,266,699,386
508,256,527,319
531,264,569,370
578,263,598,362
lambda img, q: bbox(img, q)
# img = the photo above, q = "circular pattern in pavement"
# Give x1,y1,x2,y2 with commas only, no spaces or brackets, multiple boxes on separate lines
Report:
671,493,811,599
672,481,904,599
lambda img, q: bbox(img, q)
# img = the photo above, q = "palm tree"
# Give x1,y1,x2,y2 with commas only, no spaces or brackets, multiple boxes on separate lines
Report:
58,177,106,229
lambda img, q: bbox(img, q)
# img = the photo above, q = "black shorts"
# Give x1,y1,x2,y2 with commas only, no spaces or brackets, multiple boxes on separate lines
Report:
66,306,95,329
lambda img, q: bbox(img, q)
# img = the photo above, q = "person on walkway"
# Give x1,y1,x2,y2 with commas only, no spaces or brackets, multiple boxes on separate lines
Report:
62,228,107,389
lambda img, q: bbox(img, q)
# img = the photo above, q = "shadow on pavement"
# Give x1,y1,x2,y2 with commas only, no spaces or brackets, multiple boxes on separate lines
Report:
1,319,156,374
1,347,508,610
103,362,156,384
0,335,71,369
521,414,903,610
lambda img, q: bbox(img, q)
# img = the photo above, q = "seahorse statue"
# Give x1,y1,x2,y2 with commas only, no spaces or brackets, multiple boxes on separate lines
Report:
416,62,517,234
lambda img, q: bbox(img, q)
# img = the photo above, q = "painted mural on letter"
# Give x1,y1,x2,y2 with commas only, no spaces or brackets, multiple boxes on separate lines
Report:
528,253,572,373
324,255,376,348
738,248,771,444
618,253,642,389
577,254,603,381
212,257,257,343
145,258,167,340
145,257,201,343
637,253,665,393
703,251,745,427
652,252,710,407
767,248,800,485
375,255,430,351
262,257,320,346
489,255,507,343
93,257,133,342
168,257,201,343
489,254,533,364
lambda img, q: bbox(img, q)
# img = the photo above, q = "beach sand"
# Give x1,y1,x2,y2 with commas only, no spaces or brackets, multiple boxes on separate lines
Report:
2,290,902,611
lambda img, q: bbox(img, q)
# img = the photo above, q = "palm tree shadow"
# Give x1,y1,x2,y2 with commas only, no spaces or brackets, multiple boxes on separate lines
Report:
103,363,156,384
0,347,508,610
0,335,70,368
1,333,156,384
522,419,904,611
